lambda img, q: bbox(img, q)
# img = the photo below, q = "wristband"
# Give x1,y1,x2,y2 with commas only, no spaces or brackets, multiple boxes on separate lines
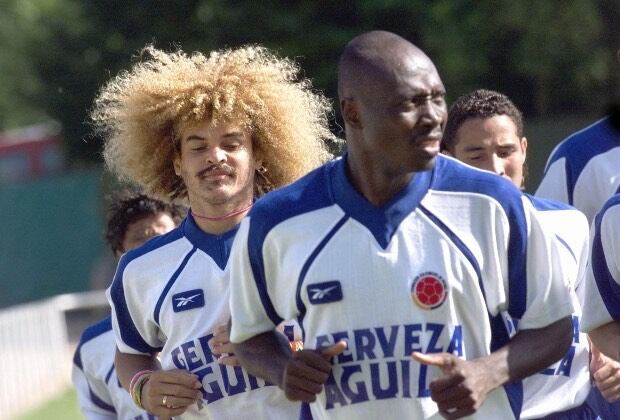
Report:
129,369,153,409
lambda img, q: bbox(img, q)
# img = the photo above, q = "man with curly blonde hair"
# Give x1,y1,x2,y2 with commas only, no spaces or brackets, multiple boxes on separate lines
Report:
95,45,334,419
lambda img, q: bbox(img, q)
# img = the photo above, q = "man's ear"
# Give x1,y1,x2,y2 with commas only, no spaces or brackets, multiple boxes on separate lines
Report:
341,98,362,130
520,137,528,163
173,154,181,176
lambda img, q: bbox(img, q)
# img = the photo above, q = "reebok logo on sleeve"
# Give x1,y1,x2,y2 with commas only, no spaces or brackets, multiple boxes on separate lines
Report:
172,289,205,312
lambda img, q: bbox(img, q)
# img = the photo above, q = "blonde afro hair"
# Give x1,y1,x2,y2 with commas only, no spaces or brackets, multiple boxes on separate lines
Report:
92,45,336,203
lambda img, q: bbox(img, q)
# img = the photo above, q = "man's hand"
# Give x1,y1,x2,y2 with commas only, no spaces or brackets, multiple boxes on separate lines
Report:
140,369,202,417
591,345,620,402
412,352,495,419
280,340,347,402
208,324,239,366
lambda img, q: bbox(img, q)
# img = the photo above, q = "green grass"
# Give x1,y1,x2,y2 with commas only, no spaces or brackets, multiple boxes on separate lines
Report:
16,387,82,420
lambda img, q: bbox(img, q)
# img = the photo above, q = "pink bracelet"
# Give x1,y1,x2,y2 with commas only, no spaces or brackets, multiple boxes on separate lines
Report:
129,369,153,394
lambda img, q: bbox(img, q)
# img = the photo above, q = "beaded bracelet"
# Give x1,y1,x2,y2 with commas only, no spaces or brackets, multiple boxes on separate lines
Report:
129,370,153,409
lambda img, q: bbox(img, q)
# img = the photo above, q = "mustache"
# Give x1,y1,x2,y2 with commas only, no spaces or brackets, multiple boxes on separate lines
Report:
196,164,235,178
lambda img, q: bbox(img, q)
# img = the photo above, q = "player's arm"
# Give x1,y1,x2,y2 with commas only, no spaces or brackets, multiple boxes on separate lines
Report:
233,331,346,402
414,317,572,419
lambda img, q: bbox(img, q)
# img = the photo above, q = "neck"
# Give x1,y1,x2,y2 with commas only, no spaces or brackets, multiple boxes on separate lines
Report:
190,199,253,235
346,150,413,207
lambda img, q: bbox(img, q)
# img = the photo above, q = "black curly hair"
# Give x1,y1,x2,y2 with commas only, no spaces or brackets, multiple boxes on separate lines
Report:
442,89,524,152
105,191,186,255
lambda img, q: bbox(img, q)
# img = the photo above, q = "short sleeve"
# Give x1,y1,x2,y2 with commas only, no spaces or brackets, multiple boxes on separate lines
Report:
518,201,576,330
229,218,280,343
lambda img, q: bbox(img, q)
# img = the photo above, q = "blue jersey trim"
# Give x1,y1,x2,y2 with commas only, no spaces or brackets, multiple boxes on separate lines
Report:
184,213,239,270
104,364,114,385
544,118,620,205
525,194,574,212
430,156,528,320
296,215,349,340
73,317,113,370
525,194,579,263
247,163,336,327
154,247,198,326
109,226,185,354
331,155,433,249
591,195,620,319
89,386,116,413
420,204,522,417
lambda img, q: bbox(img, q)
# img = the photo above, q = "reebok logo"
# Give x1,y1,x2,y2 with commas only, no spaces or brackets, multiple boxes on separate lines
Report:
307,281,342,304
172,289,205,313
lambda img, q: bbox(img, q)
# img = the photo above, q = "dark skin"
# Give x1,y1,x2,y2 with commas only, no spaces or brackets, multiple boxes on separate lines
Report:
233,31,573,419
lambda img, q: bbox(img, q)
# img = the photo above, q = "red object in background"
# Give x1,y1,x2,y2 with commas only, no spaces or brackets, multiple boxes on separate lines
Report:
0,123,65,183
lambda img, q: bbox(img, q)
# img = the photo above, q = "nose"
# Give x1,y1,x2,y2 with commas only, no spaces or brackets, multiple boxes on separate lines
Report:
206,146,226,164
491,154,505,177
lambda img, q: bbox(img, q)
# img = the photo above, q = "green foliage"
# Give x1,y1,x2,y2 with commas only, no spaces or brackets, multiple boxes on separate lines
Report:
0,0,616,164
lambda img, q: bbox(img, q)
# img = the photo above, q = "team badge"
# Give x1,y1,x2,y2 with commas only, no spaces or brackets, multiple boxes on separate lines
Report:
411,272,447,310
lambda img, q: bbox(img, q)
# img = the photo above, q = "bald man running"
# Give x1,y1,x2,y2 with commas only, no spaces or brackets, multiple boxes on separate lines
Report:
229,31,574,419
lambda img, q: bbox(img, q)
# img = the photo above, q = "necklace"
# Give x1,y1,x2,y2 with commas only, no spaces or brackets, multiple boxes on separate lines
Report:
191,202,253,221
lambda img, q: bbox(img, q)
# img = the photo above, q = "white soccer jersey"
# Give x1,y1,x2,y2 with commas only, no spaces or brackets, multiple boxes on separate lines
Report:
535,117,620,223
106,216,300,420
72,317,155,420
518,195,591,419
581,194,620,333
229,155,575,420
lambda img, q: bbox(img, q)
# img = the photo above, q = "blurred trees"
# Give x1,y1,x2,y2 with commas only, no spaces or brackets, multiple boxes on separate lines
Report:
0,0,617,164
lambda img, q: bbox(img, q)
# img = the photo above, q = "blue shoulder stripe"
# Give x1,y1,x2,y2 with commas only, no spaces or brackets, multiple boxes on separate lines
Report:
544,118,620,205
73,317,112,370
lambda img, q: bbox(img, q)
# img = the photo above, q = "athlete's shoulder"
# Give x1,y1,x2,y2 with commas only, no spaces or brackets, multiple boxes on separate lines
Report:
549,118,619,163
250,159,336,225
431,155,523,205
524,194,576,212
73,317,113,370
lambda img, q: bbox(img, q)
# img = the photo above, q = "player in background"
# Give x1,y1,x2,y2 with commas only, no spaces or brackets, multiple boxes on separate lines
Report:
535,48,620,224
440,89,613,419
72,192,185,419
229,31,574,420
93,45,334,419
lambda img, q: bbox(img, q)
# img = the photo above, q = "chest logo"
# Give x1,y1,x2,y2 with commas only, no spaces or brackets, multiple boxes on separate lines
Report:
411,272,447,310
172,289,205,312
307,281,342,304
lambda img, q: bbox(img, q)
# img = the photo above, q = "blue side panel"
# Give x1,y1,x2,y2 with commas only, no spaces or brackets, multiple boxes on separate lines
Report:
108,226,185,354
430,156,528,321
73,317,112,370
247,163,336,326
